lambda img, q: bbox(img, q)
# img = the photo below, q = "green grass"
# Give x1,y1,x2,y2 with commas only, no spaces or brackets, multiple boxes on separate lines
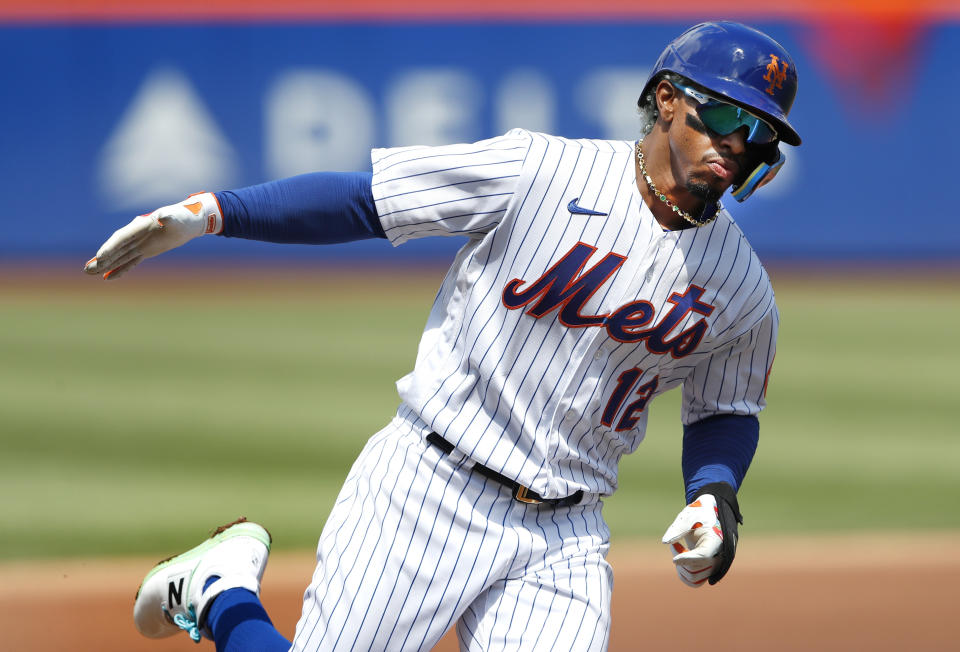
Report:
2,267,958,559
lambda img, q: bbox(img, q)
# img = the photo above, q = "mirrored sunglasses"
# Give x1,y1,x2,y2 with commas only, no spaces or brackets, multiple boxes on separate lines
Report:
675,83,778,145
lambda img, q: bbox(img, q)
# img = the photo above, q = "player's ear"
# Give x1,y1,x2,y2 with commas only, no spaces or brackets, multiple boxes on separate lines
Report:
655,80,681,123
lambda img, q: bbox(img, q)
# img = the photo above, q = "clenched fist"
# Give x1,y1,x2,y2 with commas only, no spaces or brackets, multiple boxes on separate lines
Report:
661,482,743,587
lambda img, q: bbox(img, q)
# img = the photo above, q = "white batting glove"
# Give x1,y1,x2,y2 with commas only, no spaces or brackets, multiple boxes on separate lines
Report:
661,494,724,588
84,192,223,280
661,483,743,588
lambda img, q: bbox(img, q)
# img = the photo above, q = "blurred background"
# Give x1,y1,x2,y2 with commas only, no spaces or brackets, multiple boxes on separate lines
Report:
1,0,958,574
2,2,959,649
3,1,959,262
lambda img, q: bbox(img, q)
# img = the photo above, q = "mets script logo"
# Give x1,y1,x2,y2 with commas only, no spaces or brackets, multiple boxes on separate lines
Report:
501,242,714,358
763,54,789,95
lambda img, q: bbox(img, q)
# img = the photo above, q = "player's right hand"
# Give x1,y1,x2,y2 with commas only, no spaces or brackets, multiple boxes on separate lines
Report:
84,192,223,280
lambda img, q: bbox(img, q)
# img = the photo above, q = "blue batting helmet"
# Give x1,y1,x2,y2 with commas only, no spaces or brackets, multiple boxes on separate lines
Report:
640,21,801,146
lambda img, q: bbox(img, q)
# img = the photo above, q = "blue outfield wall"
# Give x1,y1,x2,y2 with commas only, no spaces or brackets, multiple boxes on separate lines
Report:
1,21,957,262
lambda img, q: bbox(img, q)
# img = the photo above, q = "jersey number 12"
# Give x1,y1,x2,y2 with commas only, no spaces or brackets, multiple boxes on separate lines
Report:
601,368,659,431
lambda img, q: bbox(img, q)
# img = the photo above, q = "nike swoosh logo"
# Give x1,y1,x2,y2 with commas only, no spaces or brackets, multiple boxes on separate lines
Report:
567,198,607,216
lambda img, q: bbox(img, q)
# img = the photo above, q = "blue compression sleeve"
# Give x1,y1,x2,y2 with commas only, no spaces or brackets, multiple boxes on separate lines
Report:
681,414,759,503
214,172,384,244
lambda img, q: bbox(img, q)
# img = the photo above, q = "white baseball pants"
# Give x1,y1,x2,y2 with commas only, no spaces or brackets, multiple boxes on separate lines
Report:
290,407,612,651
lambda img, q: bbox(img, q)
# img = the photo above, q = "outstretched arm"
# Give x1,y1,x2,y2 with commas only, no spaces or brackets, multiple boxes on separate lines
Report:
216,172,382,244
84,172,383,280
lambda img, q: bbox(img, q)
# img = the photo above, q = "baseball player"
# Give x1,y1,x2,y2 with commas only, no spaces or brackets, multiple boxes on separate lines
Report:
86,21,800,652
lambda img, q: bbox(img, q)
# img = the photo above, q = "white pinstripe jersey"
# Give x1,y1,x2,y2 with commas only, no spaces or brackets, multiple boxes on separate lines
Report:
371,129,778,499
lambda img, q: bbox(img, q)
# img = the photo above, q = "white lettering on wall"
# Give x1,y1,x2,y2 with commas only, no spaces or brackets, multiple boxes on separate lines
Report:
265,70,375,176
98,67,237,209
577,68,650,140
99,66,691,199
387,69,481,147
495,68,555,136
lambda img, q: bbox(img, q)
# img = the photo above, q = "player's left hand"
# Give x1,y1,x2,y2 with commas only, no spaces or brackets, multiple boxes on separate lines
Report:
661,482,743,588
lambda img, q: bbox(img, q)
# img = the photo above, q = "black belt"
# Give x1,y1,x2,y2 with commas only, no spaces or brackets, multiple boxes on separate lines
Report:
426,432,583,507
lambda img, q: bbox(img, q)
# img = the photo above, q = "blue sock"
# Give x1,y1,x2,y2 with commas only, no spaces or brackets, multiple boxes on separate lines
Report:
202,577,291,652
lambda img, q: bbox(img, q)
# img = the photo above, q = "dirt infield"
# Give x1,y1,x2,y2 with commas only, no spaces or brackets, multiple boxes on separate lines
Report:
2,534,955,651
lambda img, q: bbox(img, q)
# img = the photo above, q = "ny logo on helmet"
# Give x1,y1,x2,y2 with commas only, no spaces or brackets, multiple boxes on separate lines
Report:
763,54,789,95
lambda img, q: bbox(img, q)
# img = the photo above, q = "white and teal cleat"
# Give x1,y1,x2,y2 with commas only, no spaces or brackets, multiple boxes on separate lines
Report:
133,518,271,643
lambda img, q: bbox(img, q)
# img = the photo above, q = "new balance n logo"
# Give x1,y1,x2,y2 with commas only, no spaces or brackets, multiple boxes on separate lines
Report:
168,577,184,607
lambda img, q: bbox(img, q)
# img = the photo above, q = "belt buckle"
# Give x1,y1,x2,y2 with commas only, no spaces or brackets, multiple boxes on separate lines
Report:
513,485,542,505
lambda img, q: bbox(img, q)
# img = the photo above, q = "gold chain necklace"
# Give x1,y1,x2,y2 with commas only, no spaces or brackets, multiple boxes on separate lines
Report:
635,141,719,227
